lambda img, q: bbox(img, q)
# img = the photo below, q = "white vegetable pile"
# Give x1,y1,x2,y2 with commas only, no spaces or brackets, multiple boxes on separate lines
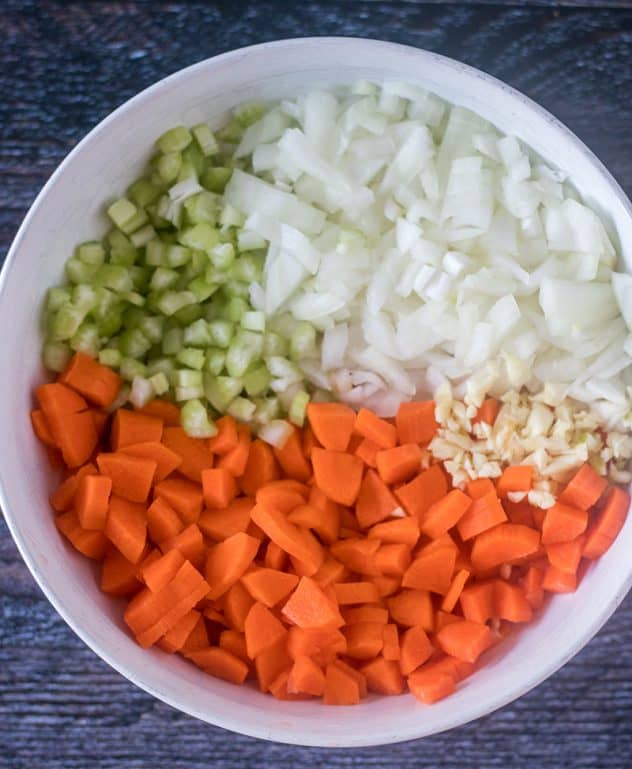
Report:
224,82,632,431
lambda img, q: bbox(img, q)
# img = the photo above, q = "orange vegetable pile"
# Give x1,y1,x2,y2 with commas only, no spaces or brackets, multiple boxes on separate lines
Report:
31,352,630,705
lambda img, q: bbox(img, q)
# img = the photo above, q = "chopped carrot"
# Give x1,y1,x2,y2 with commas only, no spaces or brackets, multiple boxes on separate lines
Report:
187,646,249,684
119,441,181,481
374,543,412,577
282,576,344,629
201,467,238,509
59,352,122,407
287,655,326,696
111,409,163,450
542,564,577,593
223,581,255,632
355,437,380,468
306,402,356,451
395,464,448,521
382,624,401,661
342,606,389,625
355,469,400,528
30,409,56,447
343,621,385,659
396,401,438,445
402,542,457,595
521,564,546,609
207,415,239,454
198,497,253,541
368,516,420,548
313,558,347,587
56,511,109,560
141,550,185,592
97,452,156,503
158,610,202,654
371,575,401,598
459,581,495,624
256,481,306,514
181,614,210,653
457,490,507,541
546,536,585,574
323,662,361,705
387,589,434,631
288,502,339,544
205,531,260,600
560,462,608,510
354,408,397,449
241,567,299,607
154,477,203,524
472,397,499,426
494,580,532,622
76,474,112,530
496,465,534,498
309,487,342,542
333,659,367,698
504,499,536,528
104,495,147,563
244,602,287,659
273,426,312,482
541,501,588,545
583,486,629,559
399,625,434,675
146,496,184,544
254,637,292,692
240,440,280,497
470,523,540,572
160,524,206,570
441,569,471,613
420,489,472,539
251,503,324,575
136,399,181,426
37,383,97,468
466,477,496,499
217,423,251,477
286,626,347,665
100,547,142,596
435,619,492,663
408,667,455,704
334,581,380,605
162,426,214,482
435,611,462,631
376,443,422,485
311,448,364,506
302,422,319,460
218,629,249,663
329,538,380,576
264,540,287,571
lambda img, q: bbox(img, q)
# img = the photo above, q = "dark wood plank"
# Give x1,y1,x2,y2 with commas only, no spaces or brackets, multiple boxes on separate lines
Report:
2,2,632,767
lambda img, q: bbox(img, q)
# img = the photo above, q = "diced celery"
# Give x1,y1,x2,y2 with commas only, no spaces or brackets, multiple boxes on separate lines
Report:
178,223,219,253
290,321,317,359
172,369,203,388
156,126,192,154
182,143,205,177
122,307,145,329
130,376,155,408
192,123,219,156
225,280,250,299
130,224,157,248
139,315,165,344
162,327,183,355
99,348,122,368
108,229,138,265
204,374,243,412
208,319,234,349
175,385,205,400
181,398,218,438
149,371,170,395
253,397,281,425
43,341,71,373
119,208,149,236
210,242,235,270
157,152,183,184
176,347,206,370
149,267,179,291
129,266,151,292
47,287,71,313
231,254,264,283
289,390,310,427
188,276,218,302
166,244,191,268
234,102,265,127
119,328,152,359
244,364,270,397
156,290,196,316
94,264,134,293
76,241,105,266
65,258,99,284
51,305,85,340
201,166,232,193
70,322,100,356
263,331,289,357
227,397,256,422
266,356,303,383
146,357,176,377
221,296,249,322
183,318,212,347
97,305,124,337
121,291,146,307
241,310,265,332
219,202,244,227
107,197,138,230
128,178,162,208
237,230,266,252
173,304,204,326
225,330,263,378
205,348,226,376
217,118,244,143
184,190,218,225
177,157,197,183
120,357,148,381
145,239,168,267
72,284,98,313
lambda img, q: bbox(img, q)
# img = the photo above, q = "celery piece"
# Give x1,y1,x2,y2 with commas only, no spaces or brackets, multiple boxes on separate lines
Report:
205,348,226,376
119,328,152,359
145,203,170,230
182,142,205,176
217,118,244,143
156,290,196,316
253,396,281,425
173,304,203,326
177,157,197,183
128,178,161,208
175,385,205,401
188,276,218,302
119,207,149,236
181,398,218,438
230,254,264,283
165,244,191,268
43,341,71,373
156,126,192,154
145,239,167,267
72,284,98,313
129,266,151,292
76,241,105,266
99,348,122,368
70,322,100,356
130,224,156,248
183,318,212,347
221,296,249,322
241,310,265,333
97,306,124,337
201,167,232,193
208,319,234,349
225,281,250,300
139,315,165,344
51,305,85,340
178,223,219,253
172,369,203,388
289,390,310,427
192,123,219,157
47,287,71,313
266,356,303,383
120,357,148,381
149,371,170,396
130,376,155,408
183,190,218,225
225,330,263,378
65,258,99,284
244,364,271,397
122,306,145,329
290,321,317,359
146,357,175,377
237,230,267,253
234,102,265,127
219,203,244,230
157,152,182,184
210,242,235,270
263,331,289,357
149,267,179,292
176,347,205,370
204,374,243,412
227,397,256,422
107,197,138,230
121,291,146,307
162,327,183,355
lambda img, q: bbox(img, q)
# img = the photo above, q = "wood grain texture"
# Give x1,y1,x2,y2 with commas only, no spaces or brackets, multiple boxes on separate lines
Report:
2,1,632,767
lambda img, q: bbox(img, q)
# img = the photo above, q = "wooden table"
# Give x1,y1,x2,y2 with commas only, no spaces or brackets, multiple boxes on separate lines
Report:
2,2,632,766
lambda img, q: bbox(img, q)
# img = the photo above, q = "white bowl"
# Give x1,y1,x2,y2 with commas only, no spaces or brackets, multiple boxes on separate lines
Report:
1,37,631,748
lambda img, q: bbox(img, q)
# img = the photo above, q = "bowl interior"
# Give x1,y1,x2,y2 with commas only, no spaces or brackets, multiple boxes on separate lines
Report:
1,38,631,747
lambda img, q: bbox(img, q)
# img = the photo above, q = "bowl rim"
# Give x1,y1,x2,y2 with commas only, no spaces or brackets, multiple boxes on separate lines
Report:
2,36,632,748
